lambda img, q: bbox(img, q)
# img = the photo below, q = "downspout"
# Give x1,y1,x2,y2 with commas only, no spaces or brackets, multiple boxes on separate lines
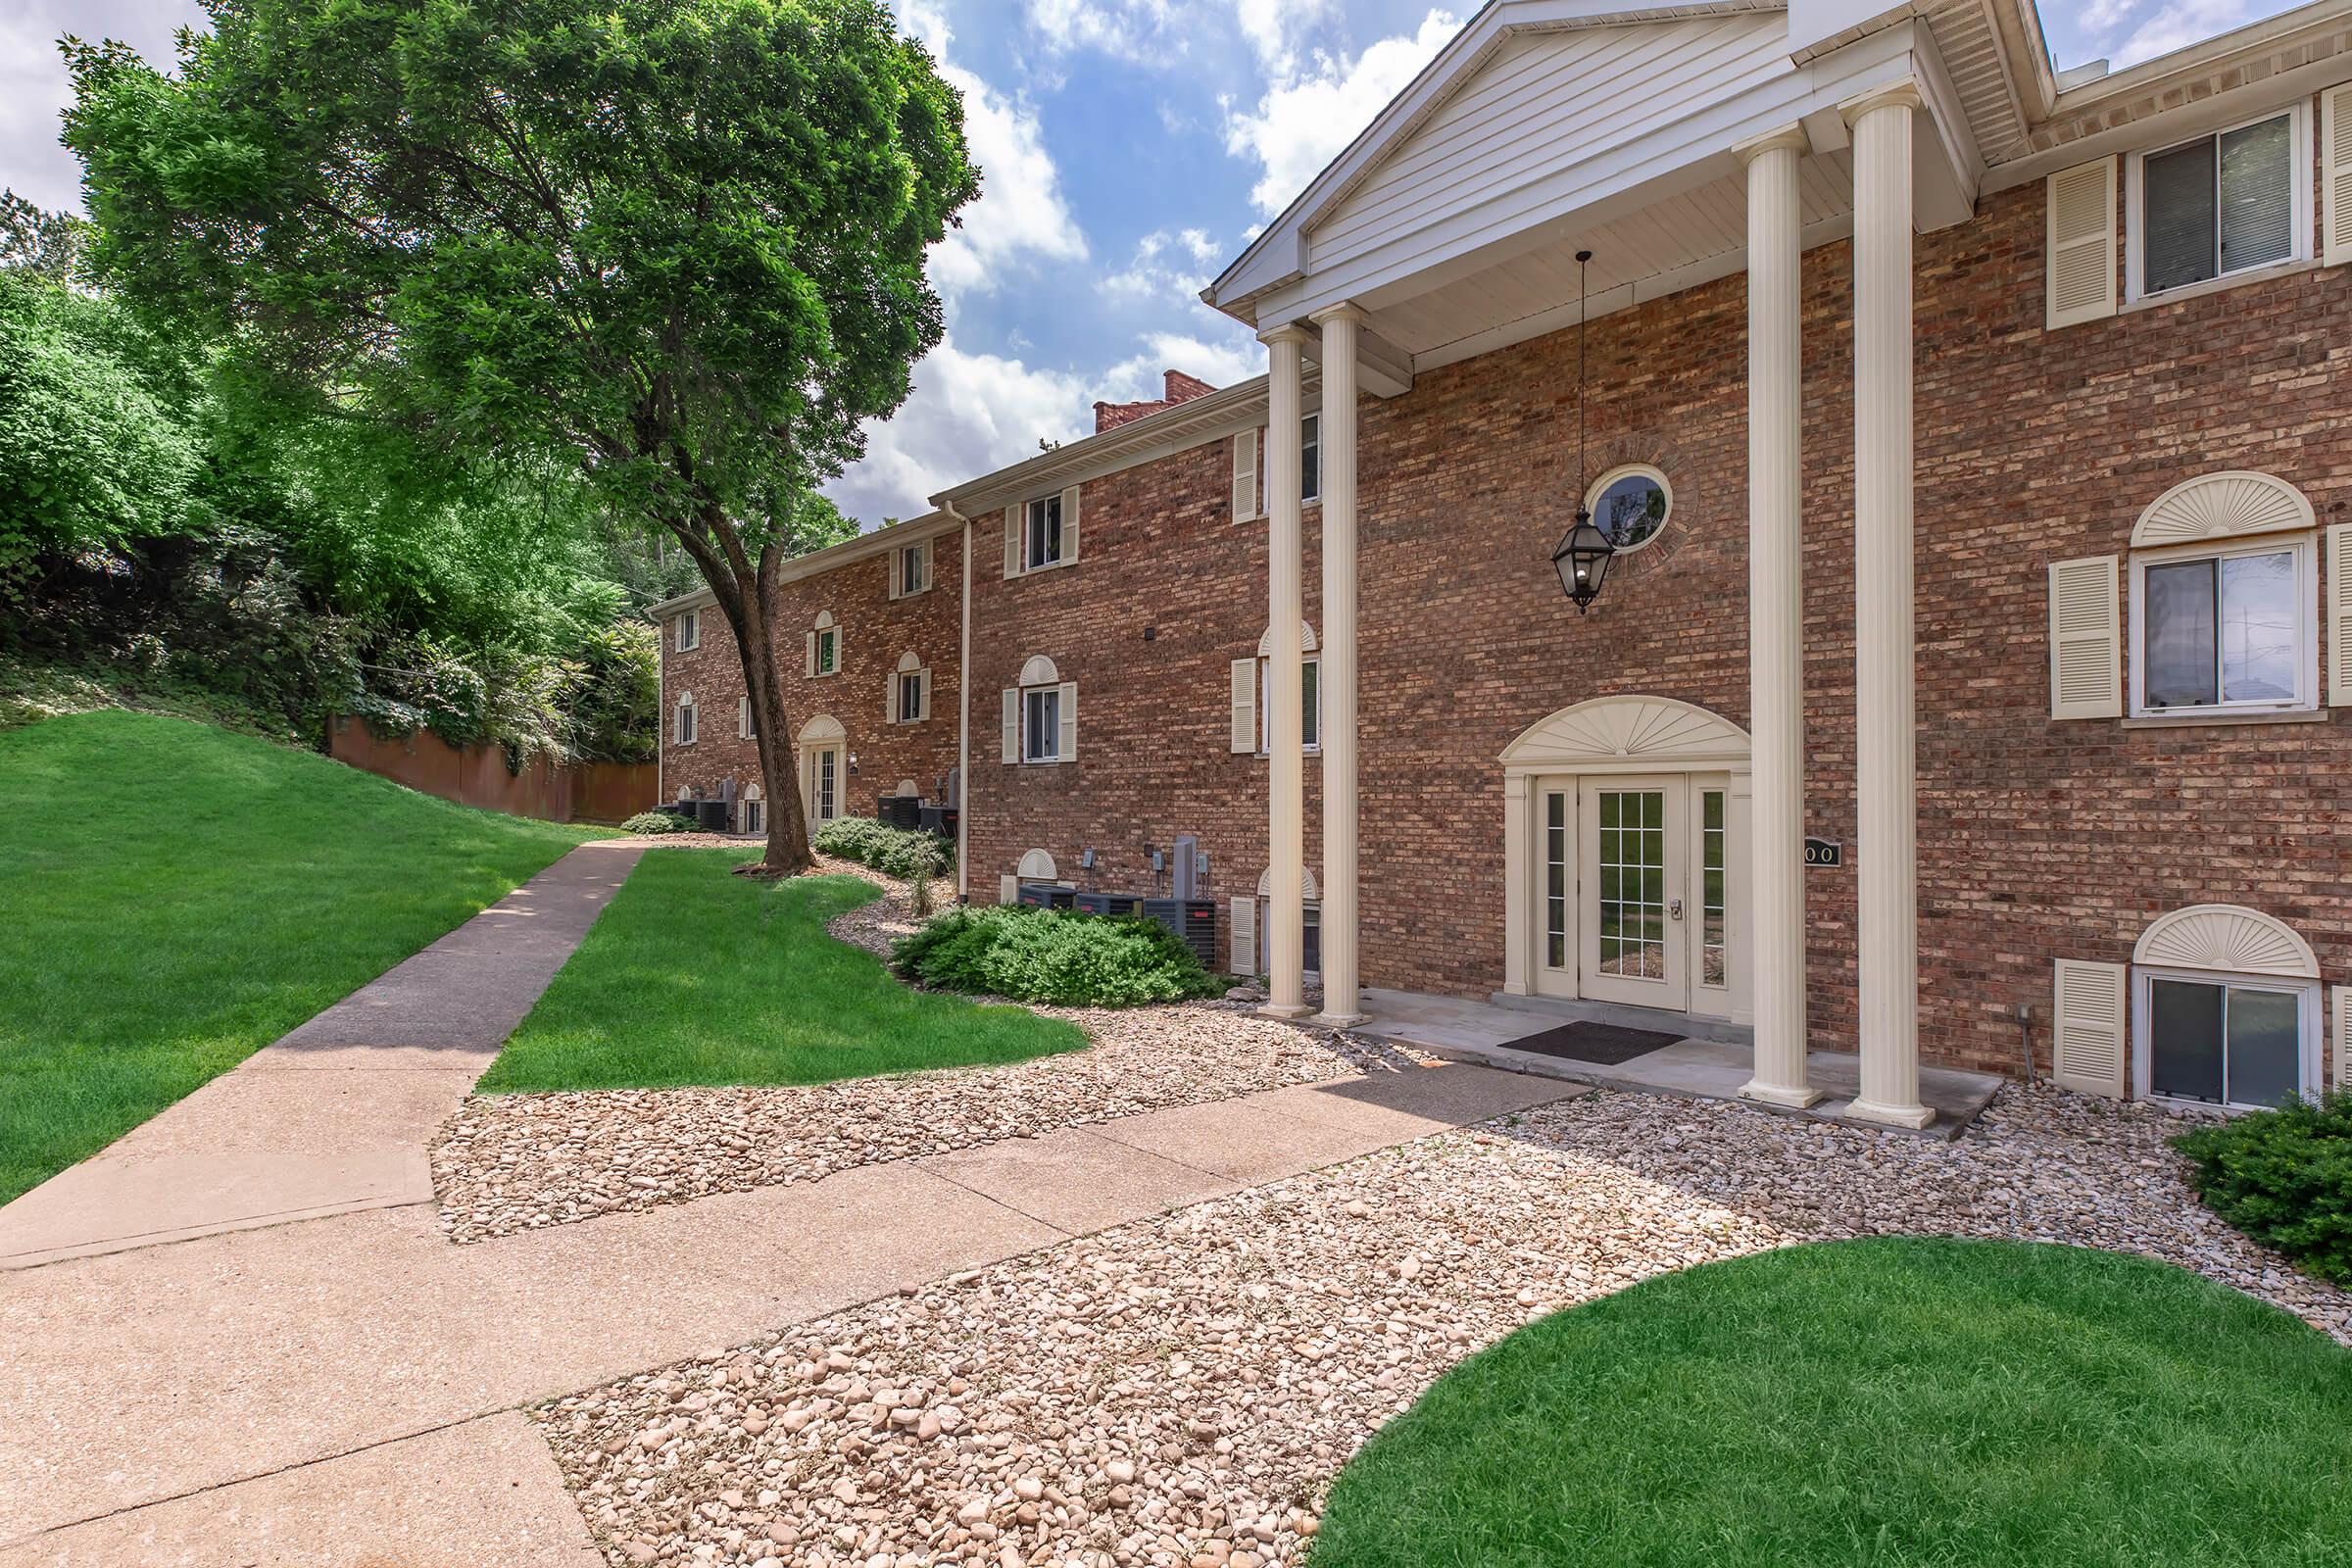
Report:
655,606,665,810
945,502,973,904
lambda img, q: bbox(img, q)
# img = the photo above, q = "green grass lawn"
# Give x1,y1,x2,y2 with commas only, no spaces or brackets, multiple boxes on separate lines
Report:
1314,1238,2352,1568
0,710,599,1203
477,849,1087,1093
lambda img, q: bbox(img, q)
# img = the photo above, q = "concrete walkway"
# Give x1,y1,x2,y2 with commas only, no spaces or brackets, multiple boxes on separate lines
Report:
0,1036,1570,1559
0,842,645,1269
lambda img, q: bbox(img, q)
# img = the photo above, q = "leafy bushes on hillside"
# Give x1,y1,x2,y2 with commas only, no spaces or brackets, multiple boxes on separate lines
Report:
620,810,690,835
891,905,1227,1008
2175,1092,2352,1282
816,815,953,879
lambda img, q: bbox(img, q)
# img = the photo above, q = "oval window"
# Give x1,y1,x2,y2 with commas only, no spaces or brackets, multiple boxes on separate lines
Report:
1586,466,1672,553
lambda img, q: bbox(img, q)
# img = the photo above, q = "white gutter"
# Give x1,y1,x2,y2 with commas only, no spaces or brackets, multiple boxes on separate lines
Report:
648,509,961,618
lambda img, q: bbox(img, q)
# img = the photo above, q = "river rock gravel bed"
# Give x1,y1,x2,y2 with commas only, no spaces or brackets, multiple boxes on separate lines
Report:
536,1084,2348,1568
431,859,1419,1243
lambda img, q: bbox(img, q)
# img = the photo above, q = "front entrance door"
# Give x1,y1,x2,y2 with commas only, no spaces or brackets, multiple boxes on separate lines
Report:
1580,777,1687,1010
1531,773,1736,1018
804,744,842,828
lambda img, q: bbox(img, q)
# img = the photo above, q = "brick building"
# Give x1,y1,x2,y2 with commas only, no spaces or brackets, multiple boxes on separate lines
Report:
660,0,2352,1119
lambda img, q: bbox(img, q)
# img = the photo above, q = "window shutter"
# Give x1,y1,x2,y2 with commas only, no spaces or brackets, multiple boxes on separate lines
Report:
2047,556,2121,719
1056,681,1078,761
887,553,902,602
805,631,816,679
2045,159,2118,328
2051,958,2128,1098
1001,688,1018,763
1231,429,1258,520
2329,523,2352,706
2335,985,2350,1089
1230,658,1257,752
741,695,753,739
2325,82,2352,269
1004,505,1021,579
917,669,932,722
1229,896,1257,975
999,873,1019,906
917,540,932,593
1060,485,1081,564
885,672,898,723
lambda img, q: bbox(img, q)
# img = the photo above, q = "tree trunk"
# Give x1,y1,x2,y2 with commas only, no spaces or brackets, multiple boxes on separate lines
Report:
728,586,814,876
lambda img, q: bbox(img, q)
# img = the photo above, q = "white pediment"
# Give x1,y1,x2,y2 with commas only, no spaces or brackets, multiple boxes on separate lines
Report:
2131,471,2313,549
1501,696,1749,770
1309,13,1789,263
2133,905,2316,979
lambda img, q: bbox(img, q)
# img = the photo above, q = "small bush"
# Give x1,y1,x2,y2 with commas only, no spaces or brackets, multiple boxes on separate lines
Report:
620,809,690,835
815,814,952,879
892,905,1229,1008
2175,1091,2352,1282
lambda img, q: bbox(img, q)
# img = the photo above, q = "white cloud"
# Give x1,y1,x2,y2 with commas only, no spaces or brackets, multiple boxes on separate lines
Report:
1222,10,1461,216
1234,0,1332,76
1101,226,1229,302
1097,329,1262,401
1024,0,1196,63
897,0,1088,298
828,335,1092,521
2111,1,2265,68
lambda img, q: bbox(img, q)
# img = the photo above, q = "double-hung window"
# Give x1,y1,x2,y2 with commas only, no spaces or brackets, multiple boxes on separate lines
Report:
1023,685,1062,762
1257,655,1321,753
899,542,929,596
674,694,697,745
1025,495,1064,570
899,670,925,724
2130,537,2315,715
1299,415,1321,503
2131,108,2306,299
676,609,700,652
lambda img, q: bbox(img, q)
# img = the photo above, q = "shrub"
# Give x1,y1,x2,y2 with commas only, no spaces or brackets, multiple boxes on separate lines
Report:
815,814,952,879
2174,1091,2352,1282
892,905,1229,1008
619,809,690,835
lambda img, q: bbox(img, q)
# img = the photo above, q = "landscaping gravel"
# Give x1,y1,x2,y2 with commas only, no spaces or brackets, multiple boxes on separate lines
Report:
537,1084,2350,1568
431,859,1418,1242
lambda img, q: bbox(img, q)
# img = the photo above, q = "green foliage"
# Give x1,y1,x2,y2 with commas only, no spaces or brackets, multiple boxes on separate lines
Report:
892,906,1229,1008
815,815,953,879
1315,1238,2352,1568
2176,1092,2352,1282
479,855,1084,1094
0,270,197,581
619,809,690,836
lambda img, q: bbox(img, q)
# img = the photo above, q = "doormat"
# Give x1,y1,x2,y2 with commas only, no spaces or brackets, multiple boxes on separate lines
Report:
1502,1019,1686,1066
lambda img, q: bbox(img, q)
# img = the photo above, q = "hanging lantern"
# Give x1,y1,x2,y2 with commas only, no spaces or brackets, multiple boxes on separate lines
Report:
1551,506,1615,612
1550,248,1615,614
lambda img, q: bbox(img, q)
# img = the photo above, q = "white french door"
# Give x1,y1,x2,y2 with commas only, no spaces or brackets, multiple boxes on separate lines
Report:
803,744,842,828
1532,773,1738,1020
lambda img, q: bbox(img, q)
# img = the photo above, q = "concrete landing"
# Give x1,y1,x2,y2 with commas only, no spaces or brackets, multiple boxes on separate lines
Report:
0,1062,1582,1553
1356,987,2003,1140
0,842,643,1269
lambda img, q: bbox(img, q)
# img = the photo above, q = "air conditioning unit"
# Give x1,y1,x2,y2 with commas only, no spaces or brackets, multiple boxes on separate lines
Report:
695,800,730,833
1075,892,1147,918
1143,898,1218,969
1016,882,1077,910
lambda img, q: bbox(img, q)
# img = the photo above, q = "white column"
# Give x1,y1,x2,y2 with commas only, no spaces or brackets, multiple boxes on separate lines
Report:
1737,128,1822,1110
1311,304,1364,1026
1845,85,1934,1129
1261,323,1313,1019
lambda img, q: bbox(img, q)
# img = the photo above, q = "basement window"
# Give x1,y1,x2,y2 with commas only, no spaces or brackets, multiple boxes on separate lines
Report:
2137,971,2318,1110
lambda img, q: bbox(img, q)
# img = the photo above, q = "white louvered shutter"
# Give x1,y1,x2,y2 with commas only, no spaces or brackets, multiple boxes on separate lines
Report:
1001,688,1018,762
885,672,898,723
916,669,932,722
1231,429,1258,520
1230,658,1257,752
1060,486,1081,564
886,552,902,601
2047,556,2121,719
2325,82,2352,270
1004,505,1021,578
2335,986,2349,1089
805,631,817,678
2045,159,2118,329
1056,682,1077,761
1229,896,1257,975
999,873,1019,906
2052,959,2128,1098
2329,524,2352,706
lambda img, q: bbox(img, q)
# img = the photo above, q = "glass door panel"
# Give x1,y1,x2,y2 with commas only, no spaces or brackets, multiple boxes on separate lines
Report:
1579,778,1687,1010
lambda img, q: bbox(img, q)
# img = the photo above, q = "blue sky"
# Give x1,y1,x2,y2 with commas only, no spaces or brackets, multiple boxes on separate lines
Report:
0,0,2310,522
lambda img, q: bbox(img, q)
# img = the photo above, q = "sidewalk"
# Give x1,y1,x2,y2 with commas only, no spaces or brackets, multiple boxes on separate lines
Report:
0,842,645,1269
0,1054,1574,1560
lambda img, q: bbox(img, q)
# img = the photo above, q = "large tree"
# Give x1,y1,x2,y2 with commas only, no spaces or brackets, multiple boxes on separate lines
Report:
64,0,977,872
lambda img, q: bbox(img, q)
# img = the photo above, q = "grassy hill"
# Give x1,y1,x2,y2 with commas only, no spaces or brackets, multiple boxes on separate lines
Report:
0,711,600,1203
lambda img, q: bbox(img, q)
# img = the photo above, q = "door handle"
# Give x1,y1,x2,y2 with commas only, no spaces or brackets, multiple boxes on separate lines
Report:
1668,898,1685,921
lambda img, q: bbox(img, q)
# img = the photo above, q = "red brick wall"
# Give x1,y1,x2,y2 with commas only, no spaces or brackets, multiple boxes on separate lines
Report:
660,529,965,821
963,445,1324,933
